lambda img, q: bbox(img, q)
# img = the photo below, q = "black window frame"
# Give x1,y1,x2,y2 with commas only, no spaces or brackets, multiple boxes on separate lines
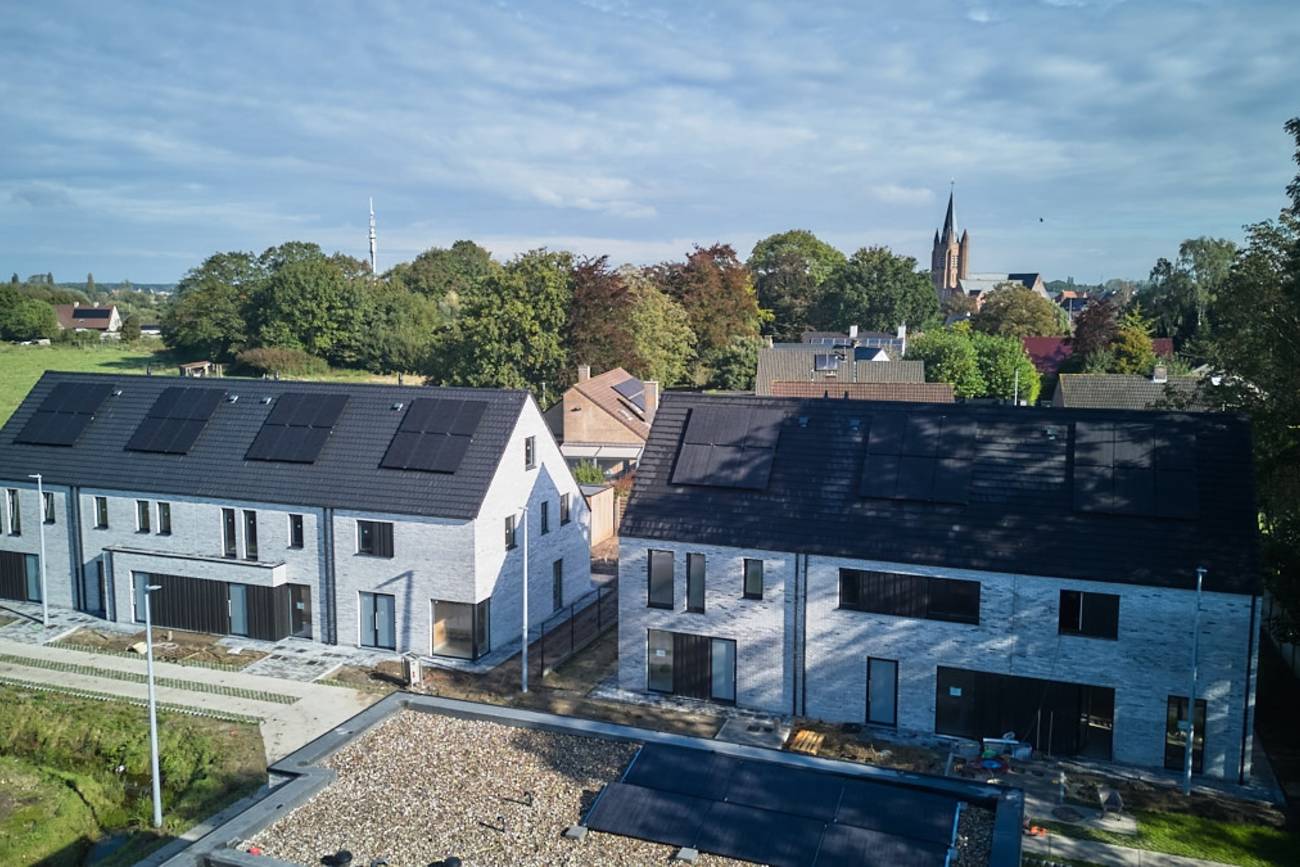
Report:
42,491,55,525
136,499,151,533
838,568,981,625
742,558,763,600
552,558,564,612
540,501,550,535
560,493,571,525
357,519,395,558
157,502,171,535
243,510,258,561
431,597,490,659
1058,589,1120,640
647,549,674,609
686,553,706,613
504,514,517,550
524,435,536,469
289,513,305,549
222,507,236,557
94,496,109,530
6,489,20,536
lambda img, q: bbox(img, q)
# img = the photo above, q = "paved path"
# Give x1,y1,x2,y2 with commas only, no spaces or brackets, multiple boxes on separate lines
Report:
0,637,380,761
1025,832,1237,866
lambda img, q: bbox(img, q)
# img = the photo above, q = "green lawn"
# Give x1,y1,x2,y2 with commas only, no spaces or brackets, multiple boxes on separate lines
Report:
0,685,265,866
1040,810,1300,867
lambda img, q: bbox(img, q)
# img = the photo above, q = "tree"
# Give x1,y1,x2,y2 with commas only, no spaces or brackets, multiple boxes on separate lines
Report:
572,461,607,485
386,240,497,306
162,251,262,361
1070,296,1119,363
809,246,939,335
623,270,696,386
253,256,371,366
650,244,762,376
971,283,1067,338
708,336,763,391
45,272,53,286
747,230,845,339
364,287,444,374
567,257,638,375
9,273,17,285
0,288,57,340
1109,309,1157,374
119,314,142,342
942,290,978,320
1178,236,1237,331
908,326,984,398
1143,257,1196,341
970,331,1040,403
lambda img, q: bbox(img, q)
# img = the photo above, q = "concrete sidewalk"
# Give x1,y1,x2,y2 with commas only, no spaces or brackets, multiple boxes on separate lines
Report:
1025,832,1236,866
0,637,380,761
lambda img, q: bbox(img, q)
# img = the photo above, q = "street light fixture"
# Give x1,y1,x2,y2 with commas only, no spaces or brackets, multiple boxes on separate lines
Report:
26,474,48,628
143,582,164,828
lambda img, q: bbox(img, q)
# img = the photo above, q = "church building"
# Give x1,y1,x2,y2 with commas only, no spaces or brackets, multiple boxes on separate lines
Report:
931,190,1047,306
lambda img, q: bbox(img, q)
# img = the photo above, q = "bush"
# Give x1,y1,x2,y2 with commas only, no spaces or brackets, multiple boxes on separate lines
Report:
235,346,328,377
572,461,607,485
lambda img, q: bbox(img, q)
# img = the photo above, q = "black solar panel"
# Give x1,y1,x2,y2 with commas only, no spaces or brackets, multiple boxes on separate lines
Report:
860,411,973,503
835,779,961,844
613,377,646,412
723,760,841,820
815,823,952,867
623,740,735,800
15,382,114,447
672,406,783,490
126,387,223,455
584,783,708,849
379,398,487,474
1074,422,1199,519
246,393,348,464
696,801,824,867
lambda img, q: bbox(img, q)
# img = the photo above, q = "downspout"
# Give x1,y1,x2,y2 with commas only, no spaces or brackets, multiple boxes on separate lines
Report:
323,507,337,645
1238,594,1258,785
68,485,84,611
791,553,801,717
800,553,809,717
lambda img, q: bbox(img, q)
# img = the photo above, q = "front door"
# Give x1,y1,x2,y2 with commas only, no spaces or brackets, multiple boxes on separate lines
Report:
360,592,396,650
867,658,898,727
1164,696,1207,773
672,632,711,699
289,585,312,638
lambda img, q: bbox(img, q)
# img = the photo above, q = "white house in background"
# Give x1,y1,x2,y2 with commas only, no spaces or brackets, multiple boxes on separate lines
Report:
618,393,1260,782
53,303,122,335
0,373,590,659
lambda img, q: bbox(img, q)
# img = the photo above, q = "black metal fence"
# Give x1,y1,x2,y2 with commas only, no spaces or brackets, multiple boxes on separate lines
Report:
532,583,618,678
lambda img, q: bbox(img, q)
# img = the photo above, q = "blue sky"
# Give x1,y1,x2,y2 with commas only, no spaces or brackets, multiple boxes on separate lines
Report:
2,0,1297,284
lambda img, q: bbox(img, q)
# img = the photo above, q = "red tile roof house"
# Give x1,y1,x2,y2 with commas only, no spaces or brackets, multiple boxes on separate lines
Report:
1022,336,1174,376
53,303,122,336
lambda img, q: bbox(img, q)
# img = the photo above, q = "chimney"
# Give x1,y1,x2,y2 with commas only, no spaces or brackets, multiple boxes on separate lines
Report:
73,302,80,308
848,324,859,340
765,336,774,348
644,381,659,423
577,365,591,382
896,324,907,340
1152,364,1168,384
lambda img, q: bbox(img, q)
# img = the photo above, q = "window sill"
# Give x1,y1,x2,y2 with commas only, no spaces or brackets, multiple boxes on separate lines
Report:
1059,630,1118,641
355,552,394,559
686,607,706,614
742,594,763,601
647,602,674,610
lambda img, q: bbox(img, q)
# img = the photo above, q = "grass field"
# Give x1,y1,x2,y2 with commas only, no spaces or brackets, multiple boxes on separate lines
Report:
1040,810,1300,867
0,685,265,866
0,341,404,426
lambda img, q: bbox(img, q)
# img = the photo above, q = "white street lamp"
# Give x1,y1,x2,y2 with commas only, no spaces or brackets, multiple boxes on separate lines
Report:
26,474,48,628
143,583,164,828
520,505,529,694
1183,566,1205,796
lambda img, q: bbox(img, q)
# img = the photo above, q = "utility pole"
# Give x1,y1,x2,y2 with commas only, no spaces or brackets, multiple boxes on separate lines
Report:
520,506,529,694
1183,566,1205,796
27,474,48,627
144,583,164,828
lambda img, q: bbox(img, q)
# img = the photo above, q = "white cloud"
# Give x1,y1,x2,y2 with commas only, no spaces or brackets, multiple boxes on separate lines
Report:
869,184,936,206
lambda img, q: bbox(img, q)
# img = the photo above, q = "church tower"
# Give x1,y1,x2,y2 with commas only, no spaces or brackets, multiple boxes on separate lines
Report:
930,189,969,301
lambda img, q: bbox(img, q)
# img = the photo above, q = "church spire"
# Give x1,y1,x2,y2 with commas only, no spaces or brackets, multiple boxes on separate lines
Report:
940,184,956,243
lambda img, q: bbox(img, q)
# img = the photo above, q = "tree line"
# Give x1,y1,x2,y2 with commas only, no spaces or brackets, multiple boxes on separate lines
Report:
0,273,166,343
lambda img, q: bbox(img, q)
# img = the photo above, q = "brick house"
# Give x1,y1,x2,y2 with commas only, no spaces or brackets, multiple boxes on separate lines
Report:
556,365,658,477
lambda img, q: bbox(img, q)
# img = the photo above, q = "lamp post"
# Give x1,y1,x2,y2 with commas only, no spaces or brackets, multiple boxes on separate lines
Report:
520,505,529,694
143,583,164,828
26,474,48,627
1183,566,1205,796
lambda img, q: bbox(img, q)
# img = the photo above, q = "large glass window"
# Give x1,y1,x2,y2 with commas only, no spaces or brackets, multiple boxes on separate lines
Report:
540,501,550,535
647,629,674,692
137,500,151,533
743,559,764,600
357,520,394,557
133,572,149,623
289,513,304,549
1165,695,1207,774
229,583,249,637
95,496,108,529
687,553,706,613
648,550,674,609
222,508,237,557
1059,590,1120,639
42,492,55,525
6,489,19,535
839,569,980,625
710,638,736,702
23,554,40,602
360,591,397,650
432,598,490,659
157,502,171,535
243,510,258,560
560,493,571,525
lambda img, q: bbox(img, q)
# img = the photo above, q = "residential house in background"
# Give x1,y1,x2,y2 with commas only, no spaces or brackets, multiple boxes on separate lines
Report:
801,324,908,358
618,393,1259,781
0,373,591,660
931,190,1047,305
53,303,122,336
768,382,955,403
1057,290,1091,321
755,339,924,397
1053,369,1212,411
554,366,656,477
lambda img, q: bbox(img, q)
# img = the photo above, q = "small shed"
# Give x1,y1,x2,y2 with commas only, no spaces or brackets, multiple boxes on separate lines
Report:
582,483,617,546
179,361,222,378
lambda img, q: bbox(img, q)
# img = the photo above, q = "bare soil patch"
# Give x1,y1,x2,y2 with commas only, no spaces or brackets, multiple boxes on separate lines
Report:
57,626,266,668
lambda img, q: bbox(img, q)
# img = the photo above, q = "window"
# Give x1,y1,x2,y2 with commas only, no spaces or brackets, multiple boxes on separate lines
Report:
743,559,764,600
540,501,550,535
359,591,397,650
524,435,536,469
136,500,151,533
839,569,980,625
1059,590,1120,639
133,572,148,623
648,550,674,608
1165,695,1207,774
687,553,706,613
243,510,258,560
710,638,737,702
647,629,674,692
42,492,55,525
560,493,571,525
432,598,490,659
504,515,517,550
813,353,840,372
6,489,19,535
24,554,40,602
157,502,171,535
289,513,304,549
222,508,237,557
552,559,564,612
95,496,109,530
645,629,736,704
357,520,394,558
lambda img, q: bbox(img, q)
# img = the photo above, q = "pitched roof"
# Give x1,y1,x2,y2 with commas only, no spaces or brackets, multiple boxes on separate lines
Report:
54,305,116,330
769,382,955,403
1055,374,1210,411
0,372,528,519
570,367,651,438
959,273,1044,296
756,347,923,394
621,393,1258,595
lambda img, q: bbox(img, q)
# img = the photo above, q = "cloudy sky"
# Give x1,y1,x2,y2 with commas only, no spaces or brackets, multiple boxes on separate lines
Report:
2,0,1297,284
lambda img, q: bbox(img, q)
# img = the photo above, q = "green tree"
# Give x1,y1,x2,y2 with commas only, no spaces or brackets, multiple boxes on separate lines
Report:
253,256,371,365
161,251,261,361
810,246,939,334
908,326,984,398
572,461,607,485
971,283,1067,338
747,230,846,339
708,336,763,391
9,273,17,285
624,270,696,386
1177,236,1237,332
364,287,444,374
0,288,58,340
970,331,1040,403
1109,309,1157,374
119,314,142,342
385,240,497,306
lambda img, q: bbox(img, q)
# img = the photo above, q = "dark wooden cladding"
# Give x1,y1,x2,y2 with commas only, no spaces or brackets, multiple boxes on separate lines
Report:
673,632,711,699
148,572,231,635
0,551,28,601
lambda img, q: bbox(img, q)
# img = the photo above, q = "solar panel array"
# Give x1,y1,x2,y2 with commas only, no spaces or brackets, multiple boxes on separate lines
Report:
612,377,646,413
670,405,784,490
1073,421,1197,518
126,387,223,454
584,744,959,867
858,412,976,503
246,393,348,464
14,382,114,447
379,397,487,473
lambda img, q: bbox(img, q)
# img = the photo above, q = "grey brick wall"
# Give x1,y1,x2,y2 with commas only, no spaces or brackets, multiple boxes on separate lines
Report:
0,480,75,608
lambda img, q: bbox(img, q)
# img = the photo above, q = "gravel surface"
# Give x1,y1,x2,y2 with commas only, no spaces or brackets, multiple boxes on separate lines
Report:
952,804,995,867
252,710,745,866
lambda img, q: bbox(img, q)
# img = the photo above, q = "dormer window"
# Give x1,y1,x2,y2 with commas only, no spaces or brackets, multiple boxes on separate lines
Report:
813,354,839,372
